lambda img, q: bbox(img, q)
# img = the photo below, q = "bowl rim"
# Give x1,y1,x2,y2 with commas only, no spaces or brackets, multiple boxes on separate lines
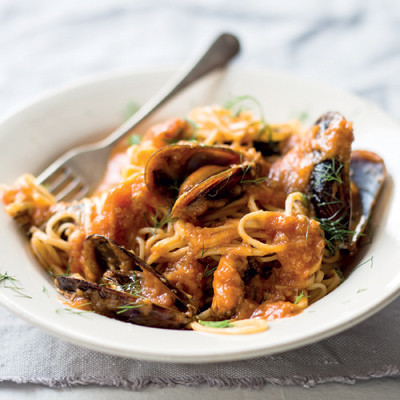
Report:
0,65,399,362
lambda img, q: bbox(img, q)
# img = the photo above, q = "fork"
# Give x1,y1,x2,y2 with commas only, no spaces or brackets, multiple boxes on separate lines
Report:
36,33,240,202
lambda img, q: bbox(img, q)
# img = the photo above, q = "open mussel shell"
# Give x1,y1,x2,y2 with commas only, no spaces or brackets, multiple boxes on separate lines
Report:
55,276,191,329
349,150,386,249
171,164,255,222
83,234,196,314
144,143,241,200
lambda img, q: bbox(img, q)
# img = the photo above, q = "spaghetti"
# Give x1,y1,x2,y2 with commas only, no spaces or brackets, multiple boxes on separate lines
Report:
1,102,383,333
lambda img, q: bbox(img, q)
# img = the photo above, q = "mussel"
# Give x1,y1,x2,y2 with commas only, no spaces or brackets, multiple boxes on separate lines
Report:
307,112,385,252
144,143,241,200
305,112,353,251
349,150,386,249
56,276,191,329
56,234,196,329
171,164,256,222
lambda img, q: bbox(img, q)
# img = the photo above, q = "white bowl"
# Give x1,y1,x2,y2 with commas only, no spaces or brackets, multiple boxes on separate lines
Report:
0,67,399,362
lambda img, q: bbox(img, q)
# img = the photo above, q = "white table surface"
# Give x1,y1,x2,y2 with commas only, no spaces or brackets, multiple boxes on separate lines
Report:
1,0,400,397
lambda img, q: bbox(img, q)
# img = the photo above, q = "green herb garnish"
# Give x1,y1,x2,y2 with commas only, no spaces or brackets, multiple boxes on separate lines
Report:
357,288,367,293
47,259,72,278
335,267,344,280
0,271,31,299
314,159,344,186
294,290,308,305
198,320,234,328
298,111,309,122
120,273,145,298
144,209,177,236
224,95,264,120
203,264,217,278
315,209,356,254
124,101,139,120
353,256,374,271
56,303,92,317
200,243,209,258
116,303,144,314
240,176,268,185
128,134,142,146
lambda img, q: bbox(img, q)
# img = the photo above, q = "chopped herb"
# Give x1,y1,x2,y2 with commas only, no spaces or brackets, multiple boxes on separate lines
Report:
47,259,72,278
55,304,92,317
0,271,31,299
198,319,234,328
263,290,269,302
203,265,217,278
42,286,49,297
294,290,309,305
240,176,268,185
335,267,344,280
0,272,17,284
124,101,139,120
128,134,142,145
314,159,344,186
317,199,345,207
298,111,309,122
300,193,310,212
116,303,144,314
120,273,145,298
353,256,374,271
163,136,181,145
144,209,177,236
357,288,367,293
315,209,357,254
200,243,209,258
224,95,264,121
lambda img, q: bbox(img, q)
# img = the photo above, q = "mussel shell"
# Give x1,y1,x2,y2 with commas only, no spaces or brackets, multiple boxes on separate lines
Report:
307,111,355,250
349,150,386,248
178,165,228,196
171,164,255,222
83,234,196,313
144,143,241,200
55,276,191,329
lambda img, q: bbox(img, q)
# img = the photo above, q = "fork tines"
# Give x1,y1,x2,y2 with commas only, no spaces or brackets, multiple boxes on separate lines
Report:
37,167,88,202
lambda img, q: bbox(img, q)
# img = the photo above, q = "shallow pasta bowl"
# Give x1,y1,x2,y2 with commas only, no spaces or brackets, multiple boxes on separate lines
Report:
0,66,399,362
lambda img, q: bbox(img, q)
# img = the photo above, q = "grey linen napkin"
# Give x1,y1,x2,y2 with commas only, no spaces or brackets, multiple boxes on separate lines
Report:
0,297,399,389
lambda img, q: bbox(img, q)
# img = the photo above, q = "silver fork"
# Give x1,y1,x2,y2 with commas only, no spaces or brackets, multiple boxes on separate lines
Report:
36,33,240,202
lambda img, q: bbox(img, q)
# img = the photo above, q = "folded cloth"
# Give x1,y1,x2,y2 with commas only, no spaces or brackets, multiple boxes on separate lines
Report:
0,296,399,389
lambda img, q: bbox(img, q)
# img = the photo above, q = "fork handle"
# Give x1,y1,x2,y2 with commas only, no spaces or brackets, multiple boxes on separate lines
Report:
101,33,240,147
